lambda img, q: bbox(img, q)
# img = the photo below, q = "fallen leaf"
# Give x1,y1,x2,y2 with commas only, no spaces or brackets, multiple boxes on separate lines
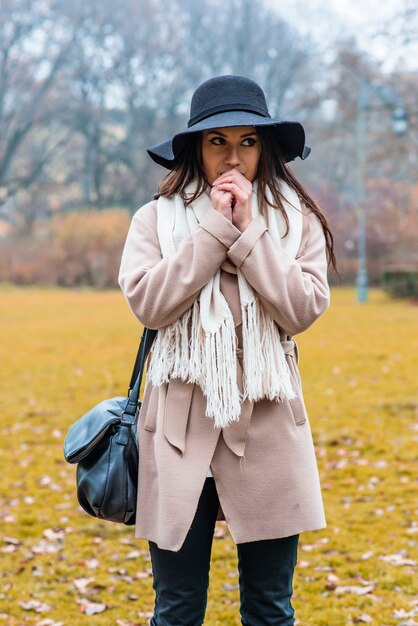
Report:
380,554,417,566
31,540,62,554
301,544,315,552
116,575,133,583
353,614,373,623
325,573,340,590
74,577,95,594
357,577,375,586
135,569,152,579
39,476,52,486
126,550,141,559
83,558,100,569
2,537,21,545
20,600,52,613
119,537,136,545
362,551,374,560
334,585,375,595
80,601,107,615
43,528,66,541
392,608,418,618
1,545,19,553
55,503,72,511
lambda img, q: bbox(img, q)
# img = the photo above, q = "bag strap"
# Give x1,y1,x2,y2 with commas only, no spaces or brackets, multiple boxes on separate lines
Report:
116,328,157,445
123,328,157,419
128,328,158,396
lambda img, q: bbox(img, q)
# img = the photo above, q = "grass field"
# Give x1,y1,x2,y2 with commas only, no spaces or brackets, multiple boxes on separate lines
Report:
0,286,417,626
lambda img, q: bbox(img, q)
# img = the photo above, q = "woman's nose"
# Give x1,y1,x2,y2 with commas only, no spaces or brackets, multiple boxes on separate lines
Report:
225,145,240,167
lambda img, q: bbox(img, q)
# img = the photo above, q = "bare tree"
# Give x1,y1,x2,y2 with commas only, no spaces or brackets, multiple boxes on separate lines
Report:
0,0,366,234
376,0,418,47
0,0,79,231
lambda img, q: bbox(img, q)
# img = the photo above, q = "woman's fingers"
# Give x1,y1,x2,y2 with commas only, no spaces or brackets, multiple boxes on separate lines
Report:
213,170,252,205
213,181,247,204
210,186,233,221
211,169,253,231
212,169,252,193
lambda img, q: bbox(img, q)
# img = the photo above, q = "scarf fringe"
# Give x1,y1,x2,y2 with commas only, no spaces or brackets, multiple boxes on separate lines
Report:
203,314,241,427
147,301,242,428
241,299,296,402
147,296,296,427
189,299,204,382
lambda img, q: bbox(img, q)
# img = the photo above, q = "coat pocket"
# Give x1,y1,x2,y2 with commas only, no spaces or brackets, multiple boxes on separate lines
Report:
287,354,308,426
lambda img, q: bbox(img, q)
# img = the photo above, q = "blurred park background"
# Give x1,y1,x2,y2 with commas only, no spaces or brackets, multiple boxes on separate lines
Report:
0,0,417,292
1,0,417,625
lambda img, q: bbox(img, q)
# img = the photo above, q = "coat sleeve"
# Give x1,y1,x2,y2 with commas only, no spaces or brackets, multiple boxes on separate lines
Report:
227,209,331,336
118,200,242,329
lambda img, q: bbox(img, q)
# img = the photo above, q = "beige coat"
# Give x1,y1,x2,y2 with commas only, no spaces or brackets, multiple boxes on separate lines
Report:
118,197,330,551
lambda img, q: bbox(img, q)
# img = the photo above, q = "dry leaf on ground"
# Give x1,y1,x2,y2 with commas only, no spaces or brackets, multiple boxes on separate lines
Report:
334,585,375,595
79,601,107,615
353,614,373,623
19,600,51,613
73,577,95,594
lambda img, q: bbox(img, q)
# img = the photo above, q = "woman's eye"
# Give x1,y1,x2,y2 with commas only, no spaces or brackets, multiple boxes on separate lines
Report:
209,137,225,145
208,136,257,146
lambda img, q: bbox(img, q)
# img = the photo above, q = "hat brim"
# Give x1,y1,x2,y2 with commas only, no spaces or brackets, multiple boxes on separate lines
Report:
147,110,311,169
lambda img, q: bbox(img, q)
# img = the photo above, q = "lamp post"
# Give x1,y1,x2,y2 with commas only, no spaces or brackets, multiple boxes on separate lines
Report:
356,79,368,303
355,79,408,303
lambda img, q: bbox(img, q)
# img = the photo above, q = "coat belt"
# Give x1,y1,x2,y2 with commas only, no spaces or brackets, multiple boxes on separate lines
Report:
163,339,298,458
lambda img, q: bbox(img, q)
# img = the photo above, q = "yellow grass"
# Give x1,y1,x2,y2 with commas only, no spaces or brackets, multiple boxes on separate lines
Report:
0,286,417,625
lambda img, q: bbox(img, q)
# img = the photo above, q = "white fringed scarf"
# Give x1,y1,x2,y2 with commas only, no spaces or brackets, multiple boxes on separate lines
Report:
147,180,303,428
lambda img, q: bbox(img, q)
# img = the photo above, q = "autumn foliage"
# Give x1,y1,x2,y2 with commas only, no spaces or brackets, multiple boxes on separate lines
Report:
0,209,131,288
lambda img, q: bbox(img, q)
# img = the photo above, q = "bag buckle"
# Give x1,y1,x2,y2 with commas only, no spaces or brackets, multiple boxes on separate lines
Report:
117,412,135,445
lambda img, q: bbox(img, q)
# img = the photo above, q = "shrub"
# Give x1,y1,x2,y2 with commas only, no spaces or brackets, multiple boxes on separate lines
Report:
0,208,132,288
381,269,418,298
49,209,131,288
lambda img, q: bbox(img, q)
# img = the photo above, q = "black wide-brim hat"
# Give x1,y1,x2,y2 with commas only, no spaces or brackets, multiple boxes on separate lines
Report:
147,75,311,169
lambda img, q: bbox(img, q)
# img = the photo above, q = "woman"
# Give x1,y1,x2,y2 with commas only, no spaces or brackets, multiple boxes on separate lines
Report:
118,75,336,626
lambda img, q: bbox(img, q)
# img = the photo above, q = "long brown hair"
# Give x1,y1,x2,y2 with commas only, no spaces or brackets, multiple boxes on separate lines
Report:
154,128,337,272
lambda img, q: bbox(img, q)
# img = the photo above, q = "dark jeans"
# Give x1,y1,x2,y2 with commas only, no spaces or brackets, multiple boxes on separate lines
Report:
149,478,299,625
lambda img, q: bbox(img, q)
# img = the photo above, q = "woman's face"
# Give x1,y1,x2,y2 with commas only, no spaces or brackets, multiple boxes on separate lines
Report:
200,126,262,185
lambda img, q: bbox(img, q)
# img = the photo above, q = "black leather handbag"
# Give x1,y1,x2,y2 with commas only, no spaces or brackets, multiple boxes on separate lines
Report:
64,328,157,525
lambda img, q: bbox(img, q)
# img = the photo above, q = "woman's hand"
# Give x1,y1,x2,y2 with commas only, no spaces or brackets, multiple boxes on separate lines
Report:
210,169,253,232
